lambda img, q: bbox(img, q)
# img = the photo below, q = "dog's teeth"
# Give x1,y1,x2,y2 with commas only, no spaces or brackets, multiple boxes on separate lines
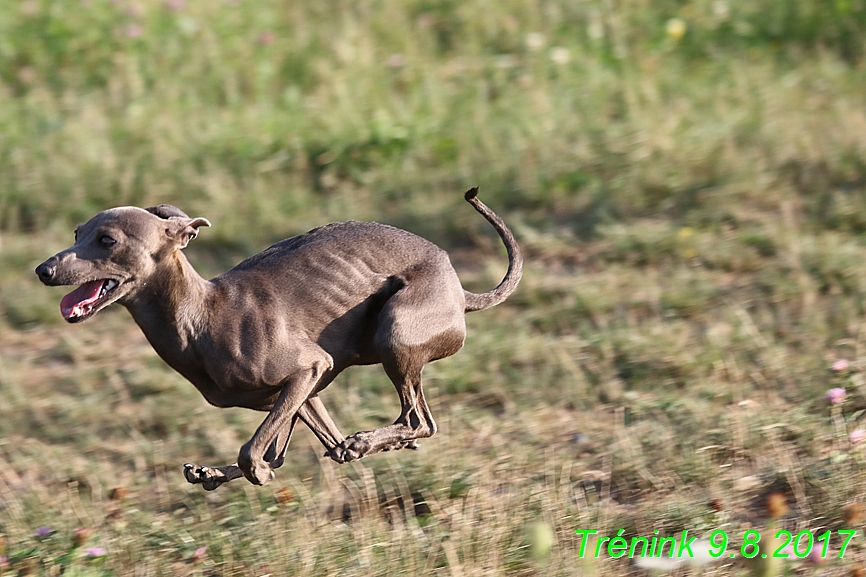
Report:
100,280,118,298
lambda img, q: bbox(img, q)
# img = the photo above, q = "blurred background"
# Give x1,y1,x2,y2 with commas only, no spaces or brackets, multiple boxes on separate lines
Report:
2,0,866,574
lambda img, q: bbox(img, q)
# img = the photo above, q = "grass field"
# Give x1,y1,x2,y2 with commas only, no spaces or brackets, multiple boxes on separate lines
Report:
3,0,866,575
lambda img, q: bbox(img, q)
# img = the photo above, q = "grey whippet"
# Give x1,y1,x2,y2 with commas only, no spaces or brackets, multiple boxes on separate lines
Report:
35,188,522,490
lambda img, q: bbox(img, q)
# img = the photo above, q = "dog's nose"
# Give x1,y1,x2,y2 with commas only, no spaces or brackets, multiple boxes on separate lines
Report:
35,261,56,284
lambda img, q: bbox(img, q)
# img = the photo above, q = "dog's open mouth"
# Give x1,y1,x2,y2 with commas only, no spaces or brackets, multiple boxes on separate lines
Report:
60,279,120,321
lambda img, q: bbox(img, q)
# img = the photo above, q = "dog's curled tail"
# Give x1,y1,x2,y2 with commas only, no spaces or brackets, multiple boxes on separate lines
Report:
462,187,523,313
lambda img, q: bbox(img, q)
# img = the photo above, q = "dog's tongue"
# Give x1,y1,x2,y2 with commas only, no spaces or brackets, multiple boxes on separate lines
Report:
60,280,104,319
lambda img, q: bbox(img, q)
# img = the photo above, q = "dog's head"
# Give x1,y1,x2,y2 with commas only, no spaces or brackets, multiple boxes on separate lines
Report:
35,205,210,322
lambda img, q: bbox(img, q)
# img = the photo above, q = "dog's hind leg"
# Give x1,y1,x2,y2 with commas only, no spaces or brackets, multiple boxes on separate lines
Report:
330,261,466,463
329,364,441,462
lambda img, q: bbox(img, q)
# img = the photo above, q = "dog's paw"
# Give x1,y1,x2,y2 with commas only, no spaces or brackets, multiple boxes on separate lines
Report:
238,458,276,486
327,435,419,463
245,463,275,486
328,434,374,463
183,463,228,492
237,444,277,486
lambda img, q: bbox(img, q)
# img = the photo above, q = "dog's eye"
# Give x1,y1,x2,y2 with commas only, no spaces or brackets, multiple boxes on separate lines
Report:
99,235,117,247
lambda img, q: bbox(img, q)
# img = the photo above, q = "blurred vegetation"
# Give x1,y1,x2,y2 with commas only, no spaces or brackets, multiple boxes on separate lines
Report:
3,0,866,575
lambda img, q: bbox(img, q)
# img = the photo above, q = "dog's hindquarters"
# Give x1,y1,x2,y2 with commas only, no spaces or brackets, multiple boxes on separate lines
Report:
328,255,466,462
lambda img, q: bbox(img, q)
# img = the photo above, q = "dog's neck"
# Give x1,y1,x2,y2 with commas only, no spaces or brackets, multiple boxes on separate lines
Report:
124,250,214,358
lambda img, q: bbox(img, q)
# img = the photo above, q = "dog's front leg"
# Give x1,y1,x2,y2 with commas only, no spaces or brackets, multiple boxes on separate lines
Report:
238,355,333,485
298,395,345,457
184,412,301,491
263,396,345,469
184,394,339,490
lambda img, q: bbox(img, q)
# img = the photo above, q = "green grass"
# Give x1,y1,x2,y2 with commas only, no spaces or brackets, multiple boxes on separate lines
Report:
3,0,866,575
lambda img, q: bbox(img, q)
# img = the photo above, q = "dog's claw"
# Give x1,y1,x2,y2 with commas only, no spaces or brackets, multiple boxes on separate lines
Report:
183,463,229,491
382,439,420,452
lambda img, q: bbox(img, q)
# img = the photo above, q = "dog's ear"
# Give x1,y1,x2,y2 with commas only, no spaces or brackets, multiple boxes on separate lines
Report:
145,204,190,220
145,205,210,249
167,216,211,249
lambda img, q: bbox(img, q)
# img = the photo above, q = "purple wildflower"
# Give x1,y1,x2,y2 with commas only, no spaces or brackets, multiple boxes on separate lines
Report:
192,546,207,563
826,387,846,405
84,547,107,558
850,429,866,444
386,54,406,68
125,23,143,38
33,527,53,538
806,545,827,564
832,358,851,371
258,30,276,46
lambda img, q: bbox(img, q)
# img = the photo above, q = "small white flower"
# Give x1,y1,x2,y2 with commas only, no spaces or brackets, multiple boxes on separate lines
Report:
587,16,604,40
525,32,545,51
549,46,570,64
